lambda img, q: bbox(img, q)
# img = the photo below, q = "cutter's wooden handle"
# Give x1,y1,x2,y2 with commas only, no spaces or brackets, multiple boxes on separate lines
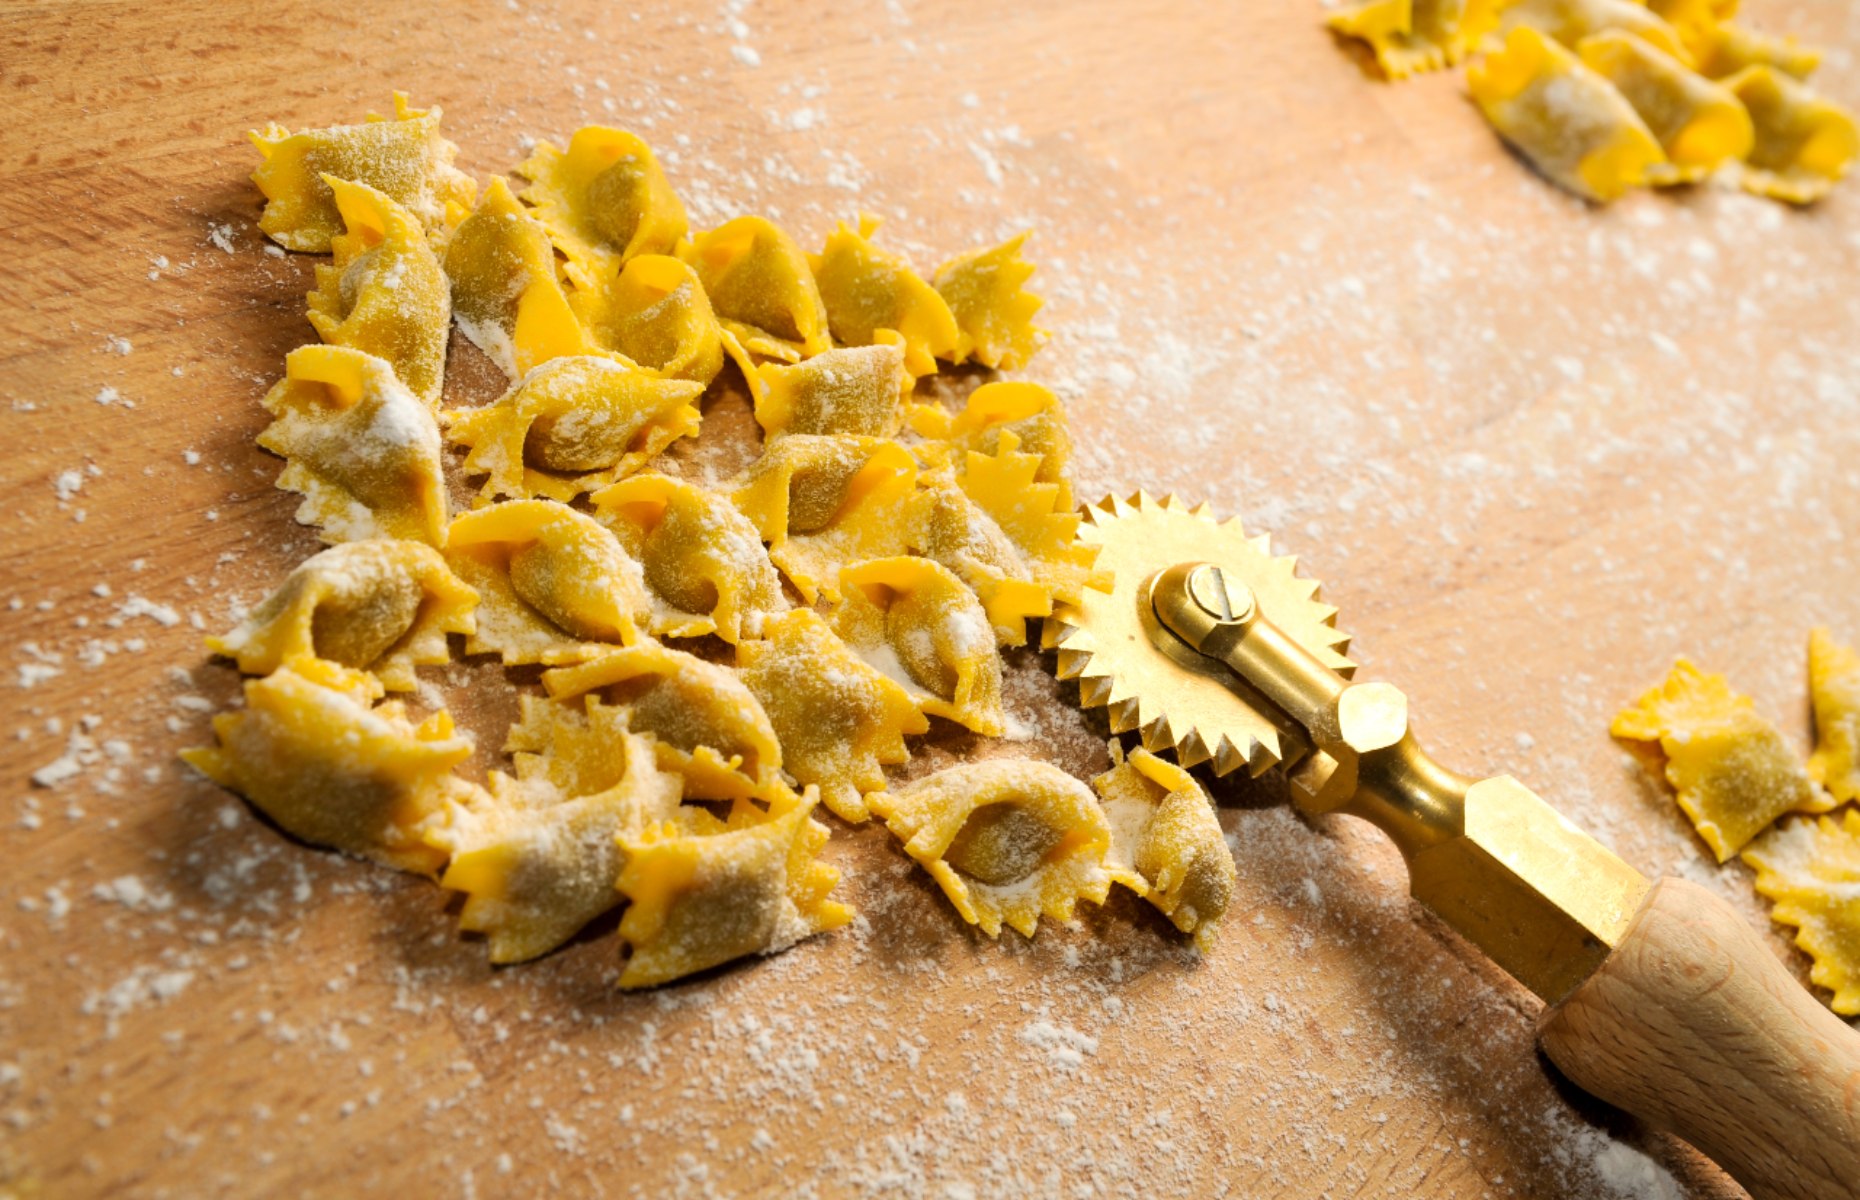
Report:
1538,877,1860,1200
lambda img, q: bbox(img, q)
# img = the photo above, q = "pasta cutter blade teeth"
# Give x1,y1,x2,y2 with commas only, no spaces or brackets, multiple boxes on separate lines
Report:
1047,495,1353,777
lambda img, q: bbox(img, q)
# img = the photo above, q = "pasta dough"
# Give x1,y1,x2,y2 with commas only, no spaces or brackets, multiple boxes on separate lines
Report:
306,177,451,408
1578,30,1753,184
912,380,1070,484
1326,0,1494,81
677,216,831,360
543,642,785,804
592,474,788,643
615,794,851,989
810,215,960,377
430,697,684,963
1741,809,1860,1017
182,657,478,876
445,499,650,664
209,540,477,691
517,126,689,292
1807,627,1860,804
736,608,927,823
444,177,588,380
573,254,738,387
446,356,704,503
730,436,920,604
932,234,1044,371
249,93,475,253
1612,658,1834,861
869,760,1116,938
752,341,912,441
829,556,1006,736
1723,66,1859,204
1468,26,1666,202
1091,744,1235,950
1692,22,1822,82
1495,0,1692,63
257,345,449,547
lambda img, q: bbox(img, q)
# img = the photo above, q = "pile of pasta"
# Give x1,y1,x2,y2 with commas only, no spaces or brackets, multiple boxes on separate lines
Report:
1328,0,1859,204
184,97,1236,989
1613,628,1860,1016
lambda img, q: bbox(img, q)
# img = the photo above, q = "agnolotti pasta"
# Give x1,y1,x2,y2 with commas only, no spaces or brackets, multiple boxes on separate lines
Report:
1741,809,1860,1016
1723,66,1859,204
913,431,1102,647
249,93,476,253
258,345,449,547
829,557,1005,736
209,540,477,691
444,177,588,381
430,697,685,963
729,435,920,604
736,608,927,823
1612,658,1835,861
912,381,1070,484
810,215,959,377
1468,26,1665,201
1495,0,1693,63
932,234,1044,371
1091,744,1235,950
446,356,704,503
306,177,451,408
517,126,689,292
182,657,478,876
752,341,912,441
870,759,1117,938
1578,31,1753,184
591,474,788,643
1692,22,1822,82
1807,627,1860,803
677,216,831,361
445,499,650,665
615,793,852,989
573,255,739,387
1327,0,1494,80
543,641,784,804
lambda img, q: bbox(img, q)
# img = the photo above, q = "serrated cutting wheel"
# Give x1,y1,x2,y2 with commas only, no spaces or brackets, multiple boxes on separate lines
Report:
1044,492,1353,776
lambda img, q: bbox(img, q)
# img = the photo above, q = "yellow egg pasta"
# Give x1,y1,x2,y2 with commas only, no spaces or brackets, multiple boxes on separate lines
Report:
592,474,788,643
1807,627,1860,804
752,341,912,441
1091,744,1235,951
931,233,1044,371
305,177,451,408
615,793,852,989
730,435,920,604
446,356,704,504
430,697,685,963
1692,22,1822,82
911,380,1070,484
810,215,960,377
829,557,1005,736
543,641,784,804
517,126,689,292
444,176,590,381
445,499,650,664
1724,66,1859,204
736,609,927,823
257,345,449,547
1578,30,1753,184
1327,0,1495,81
677,216,831,360
1468,26,1666,202
1495,0,1692,62
1740,809,1860,1016
209,540,477,692
869,759,1116,938
249,93,475,253
182,657,478,877
1612,657,1834,861
572,254,738,387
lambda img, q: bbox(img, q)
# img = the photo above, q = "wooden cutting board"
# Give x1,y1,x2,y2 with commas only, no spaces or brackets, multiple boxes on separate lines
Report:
5,2,1859,1196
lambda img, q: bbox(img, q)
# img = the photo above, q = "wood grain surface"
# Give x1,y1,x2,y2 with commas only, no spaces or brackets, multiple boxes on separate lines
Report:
5,2,1860,1198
